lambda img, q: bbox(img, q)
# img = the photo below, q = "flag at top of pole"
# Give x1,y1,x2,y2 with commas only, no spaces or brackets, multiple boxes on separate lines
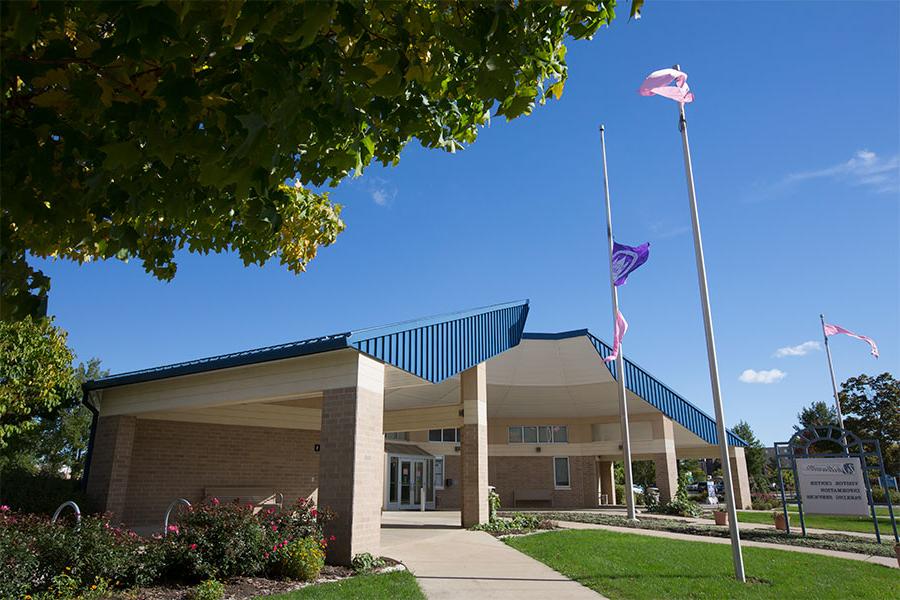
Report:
639,65,747,584
823,322,879,358
638,68,694,103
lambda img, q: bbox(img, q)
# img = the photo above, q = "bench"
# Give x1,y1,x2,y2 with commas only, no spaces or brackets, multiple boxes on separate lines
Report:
513,488,553,508
204,487,284,513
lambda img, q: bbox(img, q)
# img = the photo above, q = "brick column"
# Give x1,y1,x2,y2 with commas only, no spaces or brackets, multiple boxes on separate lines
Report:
85,415,136,520
729,447,753,509
598,460,616,505
460,363,488,528
318,354,385,565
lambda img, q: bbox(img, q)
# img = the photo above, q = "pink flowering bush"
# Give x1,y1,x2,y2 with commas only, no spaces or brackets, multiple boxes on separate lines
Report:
0,497,331,596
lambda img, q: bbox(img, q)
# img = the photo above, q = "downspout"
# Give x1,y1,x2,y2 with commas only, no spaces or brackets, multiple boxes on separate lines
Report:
80,384,99,491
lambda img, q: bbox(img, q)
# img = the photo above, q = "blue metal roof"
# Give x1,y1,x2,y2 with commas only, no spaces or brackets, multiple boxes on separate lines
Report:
522,330,748,447
84,300,530,390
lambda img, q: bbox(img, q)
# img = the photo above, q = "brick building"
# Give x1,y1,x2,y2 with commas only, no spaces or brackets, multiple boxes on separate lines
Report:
82,300,750,565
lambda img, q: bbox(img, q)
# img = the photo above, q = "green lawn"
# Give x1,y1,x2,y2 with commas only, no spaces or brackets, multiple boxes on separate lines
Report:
258,571,425,600
505,529,898,600
736,506,897,535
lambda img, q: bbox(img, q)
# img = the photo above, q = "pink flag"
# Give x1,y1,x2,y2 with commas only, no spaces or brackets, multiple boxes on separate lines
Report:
823,322,879,358
604,310,628,363
638,68,694,103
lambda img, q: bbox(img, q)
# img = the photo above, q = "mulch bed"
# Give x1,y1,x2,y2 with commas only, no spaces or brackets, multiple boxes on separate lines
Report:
123,559,401,600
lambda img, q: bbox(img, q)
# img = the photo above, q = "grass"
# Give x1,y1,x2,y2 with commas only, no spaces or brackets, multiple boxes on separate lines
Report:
506,529,899,600
737,508,896,535
258,571,425,600
523,511,895,557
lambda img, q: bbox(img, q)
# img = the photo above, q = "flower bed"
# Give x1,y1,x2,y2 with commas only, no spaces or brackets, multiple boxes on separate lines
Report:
0,498,352,599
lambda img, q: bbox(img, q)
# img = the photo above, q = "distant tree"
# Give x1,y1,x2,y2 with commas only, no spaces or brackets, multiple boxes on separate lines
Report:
6,359,109,479
0,317,78,451
840,373,899,475
1,0,641,319
731,420,768,492
632,460,656,489
794,401,838,432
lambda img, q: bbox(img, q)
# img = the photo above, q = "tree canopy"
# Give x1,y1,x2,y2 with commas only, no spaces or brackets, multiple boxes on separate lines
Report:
1,0,638,319
840,372,899,475
794,400,838,432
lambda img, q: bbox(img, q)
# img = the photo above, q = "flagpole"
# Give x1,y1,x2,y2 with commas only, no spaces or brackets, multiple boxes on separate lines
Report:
673,65,746,582
820,314,846,430
599,124,638,522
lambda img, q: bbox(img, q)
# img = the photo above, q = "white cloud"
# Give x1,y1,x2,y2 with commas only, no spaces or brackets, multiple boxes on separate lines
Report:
774,341,821,358
372,188,389,206
784,149,899,194
739,368,786,384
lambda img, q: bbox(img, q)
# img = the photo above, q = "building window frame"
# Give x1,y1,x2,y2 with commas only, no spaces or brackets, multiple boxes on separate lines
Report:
428,428,460,443
553,456,571,490
508,425,568,444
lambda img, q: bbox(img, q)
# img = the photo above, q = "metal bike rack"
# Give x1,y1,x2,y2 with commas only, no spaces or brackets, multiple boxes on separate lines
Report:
163,498,191,536
51,501,81,525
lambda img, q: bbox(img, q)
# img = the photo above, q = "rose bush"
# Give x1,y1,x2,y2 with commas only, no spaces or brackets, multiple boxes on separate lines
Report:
0,497,331,597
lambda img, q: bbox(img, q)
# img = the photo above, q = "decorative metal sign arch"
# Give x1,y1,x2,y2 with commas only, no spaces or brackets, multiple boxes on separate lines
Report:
774,426,897,543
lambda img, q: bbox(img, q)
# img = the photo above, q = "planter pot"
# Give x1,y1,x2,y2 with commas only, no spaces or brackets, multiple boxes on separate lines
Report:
713,510,728,526
773,512,789,531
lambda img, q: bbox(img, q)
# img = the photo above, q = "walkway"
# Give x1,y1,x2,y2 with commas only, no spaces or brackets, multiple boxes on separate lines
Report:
552,519,898,569
381,511,603,599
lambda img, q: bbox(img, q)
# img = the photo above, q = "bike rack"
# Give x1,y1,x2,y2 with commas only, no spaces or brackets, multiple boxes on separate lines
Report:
51,501,81,525
163,498,191,536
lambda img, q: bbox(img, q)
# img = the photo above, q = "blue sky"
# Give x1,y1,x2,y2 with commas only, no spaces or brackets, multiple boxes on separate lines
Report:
37,2,898,446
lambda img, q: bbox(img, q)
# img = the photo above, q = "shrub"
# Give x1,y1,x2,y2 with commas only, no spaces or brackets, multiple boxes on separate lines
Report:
646,473,702,518
751,493,781,511
0,468,94,515
273,537,325,581
473,512,553,534
189,578,225,600
871,487,900,505
351,552,385,574
488,487,501,522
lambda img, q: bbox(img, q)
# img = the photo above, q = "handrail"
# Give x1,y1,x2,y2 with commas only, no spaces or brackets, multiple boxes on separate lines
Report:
51,501,81,525
163,498,191,535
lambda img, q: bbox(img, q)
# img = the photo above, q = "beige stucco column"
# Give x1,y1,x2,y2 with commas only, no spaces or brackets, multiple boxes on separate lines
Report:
318,354,385,565
85,414,136,520
651,416,679,503
598,460,616,505
729,446,753,509
460,362,488,528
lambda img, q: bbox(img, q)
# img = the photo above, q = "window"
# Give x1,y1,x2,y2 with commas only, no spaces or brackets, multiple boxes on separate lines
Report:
554,457,571,489
507,425,568,444
433,456,445,489
428,428,460,443
386,432,409,441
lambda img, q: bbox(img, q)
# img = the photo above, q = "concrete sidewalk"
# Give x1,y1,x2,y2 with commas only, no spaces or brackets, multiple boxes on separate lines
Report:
381,511,603,599
553,519,898,569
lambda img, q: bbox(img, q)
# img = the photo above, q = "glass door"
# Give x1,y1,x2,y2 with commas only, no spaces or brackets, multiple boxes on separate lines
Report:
399,459,428,509
387,455,435,510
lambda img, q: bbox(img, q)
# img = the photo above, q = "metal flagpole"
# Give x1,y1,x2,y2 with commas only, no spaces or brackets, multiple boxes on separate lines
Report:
673,65,746,582
599,124,638,522
820,314,845,429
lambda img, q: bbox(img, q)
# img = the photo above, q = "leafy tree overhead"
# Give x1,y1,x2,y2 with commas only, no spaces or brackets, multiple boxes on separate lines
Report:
840,372,899,475
794,400,838,432
1,0,640,319
0,317,79,449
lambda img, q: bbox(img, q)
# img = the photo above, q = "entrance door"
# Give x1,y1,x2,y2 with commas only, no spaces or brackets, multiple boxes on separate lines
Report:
399,458,426,509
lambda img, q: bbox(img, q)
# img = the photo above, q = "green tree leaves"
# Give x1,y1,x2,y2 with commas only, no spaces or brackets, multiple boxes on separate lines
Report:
0,317,78,449
840,372,899,474
1,1,626,318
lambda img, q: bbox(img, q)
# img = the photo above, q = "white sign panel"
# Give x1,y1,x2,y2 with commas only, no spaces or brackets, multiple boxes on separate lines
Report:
796,457,870,516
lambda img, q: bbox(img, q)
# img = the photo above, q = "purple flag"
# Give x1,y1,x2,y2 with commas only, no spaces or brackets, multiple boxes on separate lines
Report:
611,241,650,286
